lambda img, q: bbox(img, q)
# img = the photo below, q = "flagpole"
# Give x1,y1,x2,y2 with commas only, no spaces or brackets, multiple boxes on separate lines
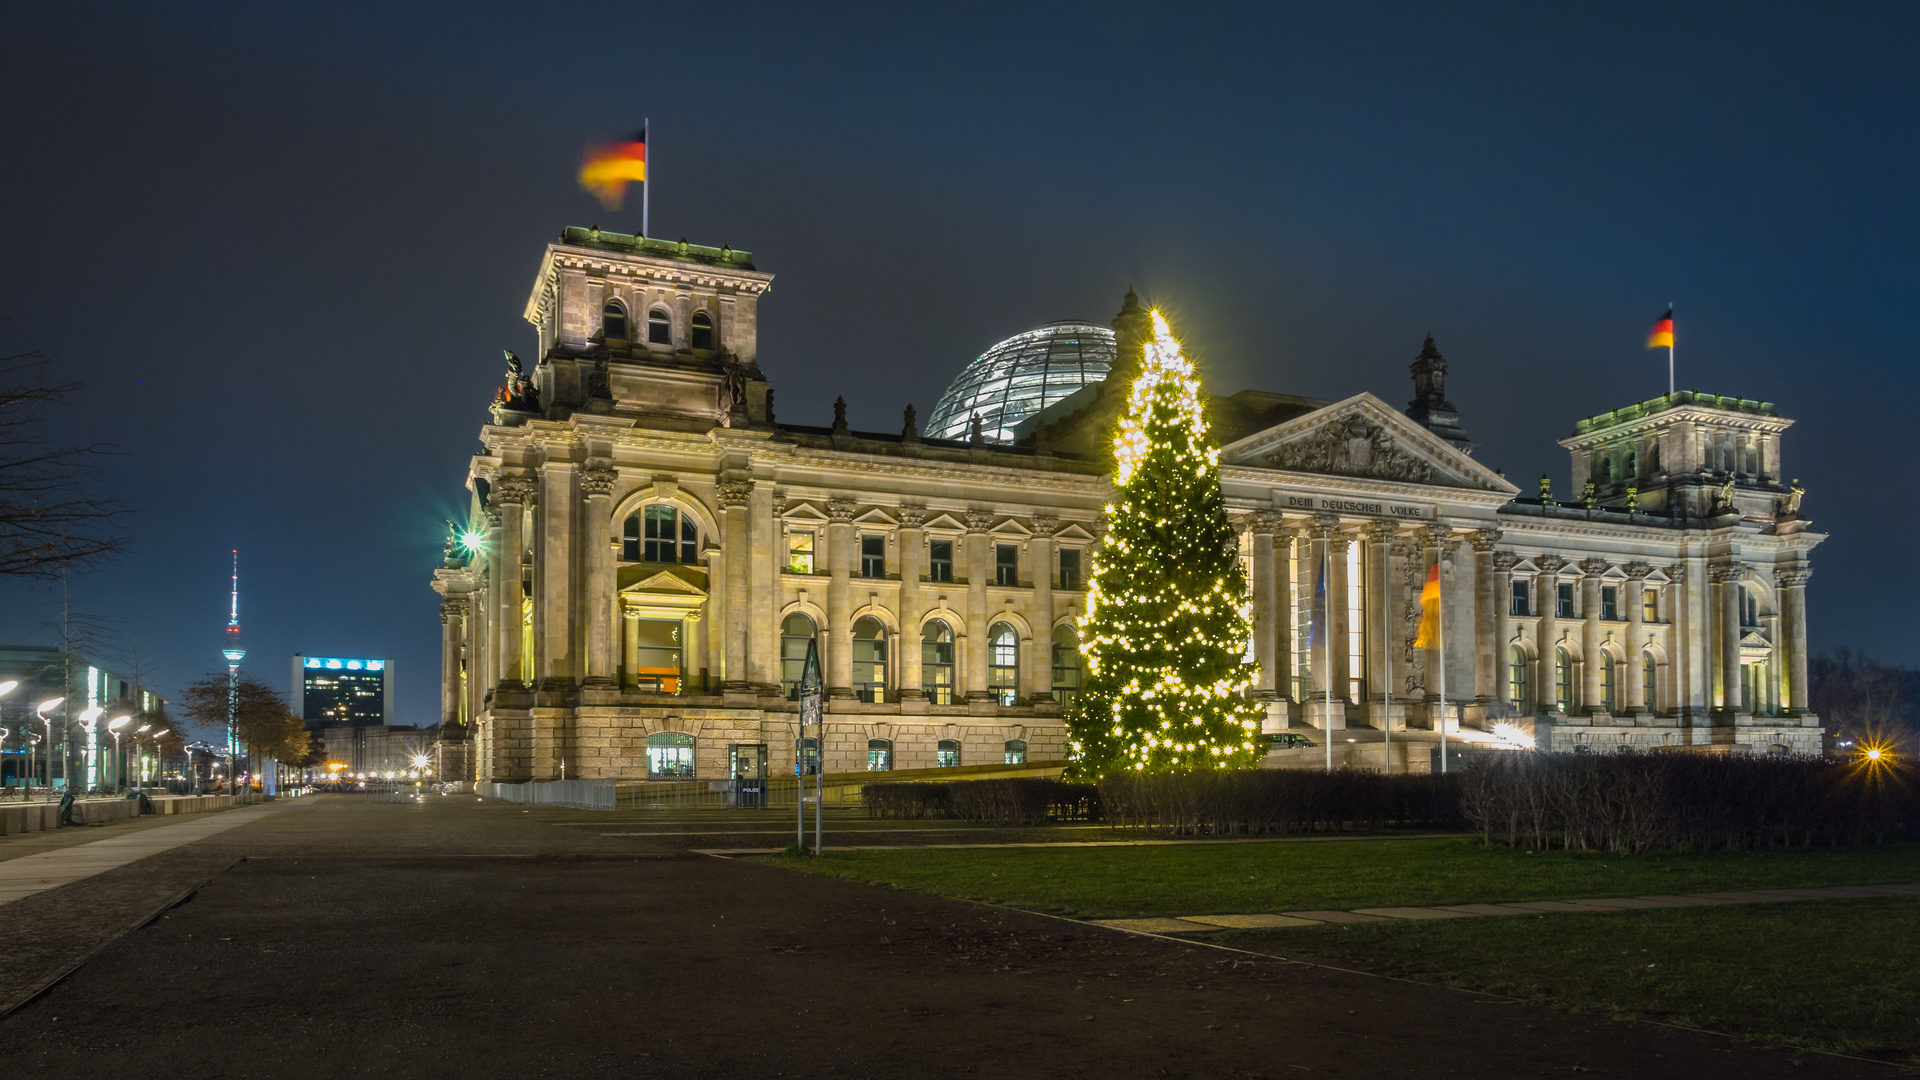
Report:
1667,300,1674,395
1438,545,1448,775
641,118,650,239
1381,535,1391,775
1323,547,1333,775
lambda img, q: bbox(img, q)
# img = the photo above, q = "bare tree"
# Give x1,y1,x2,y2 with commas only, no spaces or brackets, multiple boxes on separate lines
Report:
0,322,130,580
1811,647,1919,753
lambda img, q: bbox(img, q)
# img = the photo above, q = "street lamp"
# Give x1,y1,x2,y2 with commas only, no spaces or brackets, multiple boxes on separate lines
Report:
134,724,150,788
35,697,62,800
75,706,103,795
107,716,131,793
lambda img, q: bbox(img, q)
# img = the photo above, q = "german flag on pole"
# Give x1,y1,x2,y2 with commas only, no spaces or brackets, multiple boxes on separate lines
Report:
579,128,647,210
1646,308,1674,349
1412,564,1441,648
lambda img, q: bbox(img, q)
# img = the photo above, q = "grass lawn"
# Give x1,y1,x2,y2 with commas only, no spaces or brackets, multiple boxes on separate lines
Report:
767,837,1920,917
1214,897,1920,1064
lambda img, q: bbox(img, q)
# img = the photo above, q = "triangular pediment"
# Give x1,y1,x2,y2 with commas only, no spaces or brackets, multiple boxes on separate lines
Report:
780,501,830,523
921,513,967,533
1053,523,1096,543
1222,393,1518,495
854,508,898,527
618,564,710,596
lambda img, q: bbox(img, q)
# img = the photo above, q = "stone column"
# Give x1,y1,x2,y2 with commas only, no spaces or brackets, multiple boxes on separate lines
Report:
897,504,927,699
1623,562,1652,713
1273,525,1295,702
963,509,994,700
826,497,856,699
492,476,534,689
1492,552,1522,714
1304,513,1343,729
537,464,577,690
467,575,488,723
1714,564,1744,713
1421,523,1449,719
1029,516,1058,704
1362,522,1398,725
1779,567,1812,713
1249,512,1285,700
1470,530,1502,707
1579,559,1608,713
620,608,639,688
1536,556,1565,711
718,477,754,691
580,465,618,688
439,597,466,727
1329,530,1350,700
480,509,501,694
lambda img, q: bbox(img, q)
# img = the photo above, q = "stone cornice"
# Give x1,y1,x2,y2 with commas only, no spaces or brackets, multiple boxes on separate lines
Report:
1221,465,1515,509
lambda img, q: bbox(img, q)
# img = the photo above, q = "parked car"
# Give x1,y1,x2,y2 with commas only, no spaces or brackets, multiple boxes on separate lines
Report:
1268,733,1316,749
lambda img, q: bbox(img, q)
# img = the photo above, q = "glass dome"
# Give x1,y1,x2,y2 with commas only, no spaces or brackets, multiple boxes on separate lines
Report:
924,321,1116,443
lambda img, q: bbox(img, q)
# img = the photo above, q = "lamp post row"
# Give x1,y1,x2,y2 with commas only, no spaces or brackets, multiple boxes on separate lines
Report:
0,681,176,800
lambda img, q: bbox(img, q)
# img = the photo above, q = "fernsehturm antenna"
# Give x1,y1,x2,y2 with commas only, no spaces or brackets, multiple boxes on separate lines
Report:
222,550,245,788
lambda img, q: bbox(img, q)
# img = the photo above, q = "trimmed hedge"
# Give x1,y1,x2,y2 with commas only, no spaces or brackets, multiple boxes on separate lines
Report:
1096,770,1462,835
1459,752,1920,852
862,778,1101,825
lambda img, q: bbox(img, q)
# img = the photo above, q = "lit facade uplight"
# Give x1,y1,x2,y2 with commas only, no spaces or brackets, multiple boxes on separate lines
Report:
459,529,486,554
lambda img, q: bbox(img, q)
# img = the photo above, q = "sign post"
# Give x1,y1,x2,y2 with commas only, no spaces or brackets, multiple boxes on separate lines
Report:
797,640,824,854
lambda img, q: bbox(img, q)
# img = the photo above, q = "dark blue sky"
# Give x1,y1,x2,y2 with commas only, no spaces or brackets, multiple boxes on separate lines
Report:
3,2,1915,734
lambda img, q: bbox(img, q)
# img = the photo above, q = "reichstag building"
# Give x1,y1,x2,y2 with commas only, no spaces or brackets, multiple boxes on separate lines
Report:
431,226,1825,783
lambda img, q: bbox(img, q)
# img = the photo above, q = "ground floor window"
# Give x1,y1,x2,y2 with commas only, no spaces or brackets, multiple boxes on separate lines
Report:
1554,647,1572,712
867,739,892,772
647,732,694,778
1508,645,1528,711
988,622,1019,706
936,739,960,768
1051,625,1082,704
922,620,954,705
1643,652,1658,712
853,617,888,703
1600,652,1617,713
781,613,817,701
1004,739,1026,765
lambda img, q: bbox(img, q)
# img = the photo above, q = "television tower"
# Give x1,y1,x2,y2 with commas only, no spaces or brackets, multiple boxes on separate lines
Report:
222,550,245,788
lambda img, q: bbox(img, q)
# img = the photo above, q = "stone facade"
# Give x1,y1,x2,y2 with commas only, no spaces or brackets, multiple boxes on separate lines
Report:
432,227,1826,782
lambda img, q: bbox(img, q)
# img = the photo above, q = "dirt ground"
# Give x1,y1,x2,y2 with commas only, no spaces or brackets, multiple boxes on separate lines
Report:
0,795,1894,1078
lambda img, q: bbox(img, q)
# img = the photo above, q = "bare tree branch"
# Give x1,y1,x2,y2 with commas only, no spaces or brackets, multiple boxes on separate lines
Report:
0,324,132,579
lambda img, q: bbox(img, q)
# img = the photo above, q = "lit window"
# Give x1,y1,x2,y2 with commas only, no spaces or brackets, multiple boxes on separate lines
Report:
936,739,960,768
928,539,954,583
921,620,955,705
1555,647,1572,712
780,614,816,701
852,617,887,703
861,535,885,578
1508,645,1528,710
1003,739,1027,765
995,544,1018,586
988,622,1019,705
1601,586,1618,621
602,301,628,341
867,739,892,772
788,530,815,574
690,311,714,351
1642,584,1658,623
1051,624,1082,704
1059,548,1081,591
647,732,694,778
647,308,671,345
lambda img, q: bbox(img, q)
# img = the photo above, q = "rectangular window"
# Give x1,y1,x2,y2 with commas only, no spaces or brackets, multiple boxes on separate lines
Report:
995,543,1018,586
787,530,815,574
1511,580,1528,616
680,515,698,565
860,534,885,578
1556,582,1575,618
1601,585,1618,621
1059,548,1081,591
928,539,954,582
1346,540,1363,702
1643,585,1658,623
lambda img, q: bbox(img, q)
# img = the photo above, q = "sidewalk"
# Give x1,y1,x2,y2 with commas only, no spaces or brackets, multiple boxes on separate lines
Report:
1091,881,1920,933
0,802,285,907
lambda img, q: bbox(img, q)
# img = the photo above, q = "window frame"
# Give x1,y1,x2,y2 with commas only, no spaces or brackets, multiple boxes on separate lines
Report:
646,732,695,779
1555,647,1572,712
1058,548,1082,591
1510,579,1528,616
935,739,960,768
860,534,886,579
1556,582,1575,618
779,613,817,701
647,307,672,346
1003,739,1027,765
995,543,1019,587
1600,652,1617,713
921,620,955,705
787,529,816,574
602,299,629,342
1051,624,1083,704
690,310,715,351
1508,644,1528,711
851,616,888,703
1642,651,1659,713
1601,585,1618,621
987,622,1019,706
928,539,955,583
866,738,892,773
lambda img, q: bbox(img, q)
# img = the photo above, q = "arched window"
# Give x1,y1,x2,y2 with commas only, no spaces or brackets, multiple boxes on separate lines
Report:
602,300,628,341
1601,652,1617,714
1554,647,1572,712
690,311,714,351
780,614,817,701
852,617,888,703
936,739,961,768
1508,645,1529,712
1642,651,1659,713
1650,444,1662,473
866,738,892,772
921,620,955,705
647,307,672,345
1051,624,1082,704
1624,450,1637,480
624,505,699,564
988,622,1019,706
1003,739,1027,765
646,732,694,778
1598,458,1612,484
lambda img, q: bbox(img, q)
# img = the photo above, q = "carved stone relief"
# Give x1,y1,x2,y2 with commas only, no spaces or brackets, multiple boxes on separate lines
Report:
1265,412,1437,484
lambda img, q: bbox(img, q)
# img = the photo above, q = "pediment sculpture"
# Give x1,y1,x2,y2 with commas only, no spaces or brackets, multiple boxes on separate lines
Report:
1265,413,1437,484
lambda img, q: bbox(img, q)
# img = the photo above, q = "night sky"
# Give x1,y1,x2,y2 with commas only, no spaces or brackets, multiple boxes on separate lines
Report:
3,3,1915,735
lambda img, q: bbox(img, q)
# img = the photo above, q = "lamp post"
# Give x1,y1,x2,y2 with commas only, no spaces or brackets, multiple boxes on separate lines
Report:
0,681,16,798
106,716,131,793
35,698,63,800
133,724,150,789
75,706,103,795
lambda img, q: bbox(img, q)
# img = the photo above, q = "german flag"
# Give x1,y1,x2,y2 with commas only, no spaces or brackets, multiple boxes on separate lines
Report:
1646,308,1674,349
579,129,647,209
1413,564,1441,648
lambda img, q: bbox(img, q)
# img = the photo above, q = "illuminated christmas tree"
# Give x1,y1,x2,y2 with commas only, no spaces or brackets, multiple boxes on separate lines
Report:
1068,311,1263,776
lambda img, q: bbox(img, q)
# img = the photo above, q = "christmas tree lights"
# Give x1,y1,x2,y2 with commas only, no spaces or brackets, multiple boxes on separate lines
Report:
1067,311,1263,776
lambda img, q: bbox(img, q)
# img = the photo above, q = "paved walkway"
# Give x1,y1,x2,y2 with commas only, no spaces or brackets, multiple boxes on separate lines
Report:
1091,881,1920,933
0,802,284,906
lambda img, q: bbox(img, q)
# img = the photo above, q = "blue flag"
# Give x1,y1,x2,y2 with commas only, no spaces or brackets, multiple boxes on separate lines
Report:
1306,547,1329,651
